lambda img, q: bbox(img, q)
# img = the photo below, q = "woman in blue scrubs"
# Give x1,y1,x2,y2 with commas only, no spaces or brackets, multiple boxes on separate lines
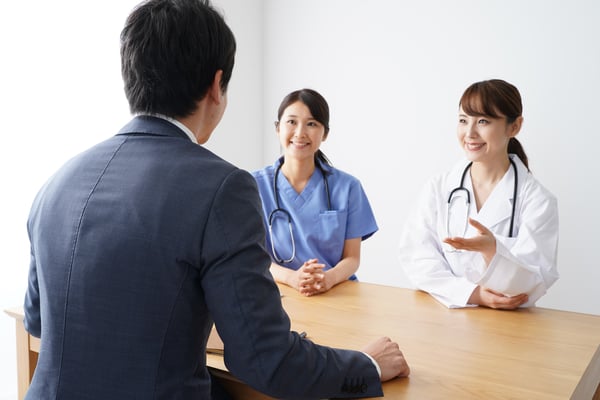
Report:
252,88,378,296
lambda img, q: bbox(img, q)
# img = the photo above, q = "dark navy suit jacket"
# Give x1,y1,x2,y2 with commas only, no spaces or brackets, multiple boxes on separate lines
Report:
24,116,383,399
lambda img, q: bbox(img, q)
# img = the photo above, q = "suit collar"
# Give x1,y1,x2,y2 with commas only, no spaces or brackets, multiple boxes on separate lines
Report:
117,115,192,142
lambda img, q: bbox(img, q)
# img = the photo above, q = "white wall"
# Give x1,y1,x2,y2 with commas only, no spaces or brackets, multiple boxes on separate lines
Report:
1,0,599,398
0,1,262,398
262,0,600,316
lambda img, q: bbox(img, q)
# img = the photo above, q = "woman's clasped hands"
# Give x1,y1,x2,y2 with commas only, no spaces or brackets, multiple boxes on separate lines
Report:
291,258,331,296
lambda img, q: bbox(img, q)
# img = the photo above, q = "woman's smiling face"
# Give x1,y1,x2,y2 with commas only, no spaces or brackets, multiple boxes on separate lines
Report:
277,101,327,162
457,105,517,164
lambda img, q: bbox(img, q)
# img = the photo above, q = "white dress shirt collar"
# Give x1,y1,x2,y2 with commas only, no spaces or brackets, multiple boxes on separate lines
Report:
138,113,198,144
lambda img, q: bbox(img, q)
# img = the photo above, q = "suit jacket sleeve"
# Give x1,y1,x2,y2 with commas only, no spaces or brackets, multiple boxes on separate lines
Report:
24,179,47,338
24,246,42,338
200,168,383,399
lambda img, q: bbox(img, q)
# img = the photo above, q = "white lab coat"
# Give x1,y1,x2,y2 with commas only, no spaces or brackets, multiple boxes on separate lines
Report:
399,154,559,308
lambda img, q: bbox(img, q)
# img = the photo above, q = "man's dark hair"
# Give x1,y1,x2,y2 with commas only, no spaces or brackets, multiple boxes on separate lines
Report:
120,0,236,118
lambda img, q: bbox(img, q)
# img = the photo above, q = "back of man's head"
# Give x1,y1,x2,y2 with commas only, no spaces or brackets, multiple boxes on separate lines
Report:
120,0,236,118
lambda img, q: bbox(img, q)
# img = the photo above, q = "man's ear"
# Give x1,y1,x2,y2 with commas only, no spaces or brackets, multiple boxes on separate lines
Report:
208,70,224,104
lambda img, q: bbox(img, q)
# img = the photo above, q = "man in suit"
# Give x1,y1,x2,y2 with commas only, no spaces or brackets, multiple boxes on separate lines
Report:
23,0,410,398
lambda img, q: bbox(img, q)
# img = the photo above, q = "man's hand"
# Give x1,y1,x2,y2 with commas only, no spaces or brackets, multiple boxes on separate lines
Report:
362,336,410,381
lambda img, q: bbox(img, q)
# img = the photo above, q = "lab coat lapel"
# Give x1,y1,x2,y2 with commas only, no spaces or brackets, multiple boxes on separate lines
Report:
468,161,516,232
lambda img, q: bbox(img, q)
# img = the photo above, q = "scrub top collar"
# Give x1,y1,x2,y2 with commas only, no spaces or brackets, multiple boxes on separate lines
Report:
273,156,333,175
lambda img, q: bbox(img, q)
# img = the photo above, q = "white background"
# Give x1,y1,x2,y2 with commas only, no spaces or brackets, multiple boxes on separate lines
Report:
1,1,599,398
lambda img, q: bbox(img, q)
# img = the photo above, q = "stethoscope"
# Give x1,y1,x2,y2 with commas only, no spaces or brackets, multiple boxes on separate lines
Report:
268,160,332,264
447,157,518,238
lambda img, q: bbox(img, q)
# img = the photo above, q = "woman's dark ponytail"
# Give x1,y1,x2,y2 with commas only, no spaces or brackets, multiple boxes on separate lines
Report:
508,137,529,170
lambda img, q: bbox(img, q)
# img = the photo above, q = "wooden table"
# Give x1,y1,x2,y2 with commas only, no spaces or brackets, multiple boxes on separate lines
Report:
6,282,600,399
4,307,39,399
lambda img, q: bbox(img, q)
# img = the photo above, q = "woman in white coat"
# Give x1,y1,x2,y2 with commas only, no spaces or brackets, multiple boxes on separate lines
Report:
399,79,559,309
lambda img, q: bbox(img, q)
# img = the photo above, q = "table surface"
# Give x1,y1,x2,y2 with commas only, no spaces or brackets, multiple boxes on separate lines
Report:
207,281,600,400
6,281,600,399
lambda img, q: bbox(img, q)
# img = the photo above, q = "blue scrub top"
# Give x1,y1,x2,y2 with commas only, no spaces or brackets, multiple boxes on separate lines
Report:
252,157,378,279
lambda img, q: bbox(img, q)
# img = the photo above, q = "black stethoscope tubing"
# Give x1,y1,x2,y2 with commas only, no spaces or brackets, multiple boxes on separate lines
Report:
267,159,332,263
447,157,518,238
